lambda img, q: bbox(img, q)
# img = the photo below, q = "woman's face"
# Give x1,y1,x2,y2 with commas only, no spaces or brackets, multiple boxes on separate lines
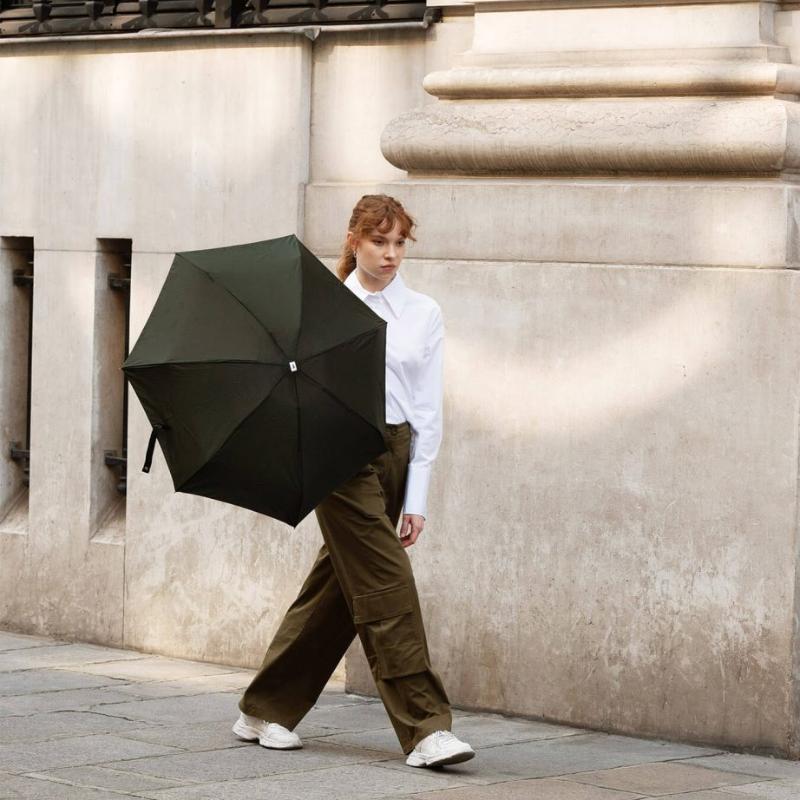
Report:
349,220,407,291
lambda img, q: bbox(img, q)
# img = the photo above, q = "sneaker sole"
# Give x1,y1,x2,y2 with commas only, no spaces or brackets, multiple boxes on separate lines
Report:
258,735,303,750
407,747,475,768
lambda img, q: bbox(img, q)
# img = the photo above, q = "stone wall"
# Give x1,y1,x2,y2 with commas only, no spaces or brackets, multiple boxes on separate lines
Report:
3,1,800,758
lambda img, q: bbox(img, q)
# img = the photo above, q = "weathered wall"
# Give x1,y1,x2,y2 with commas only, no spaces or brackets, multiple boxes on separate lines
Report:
0,25,471,683
2,0,800,758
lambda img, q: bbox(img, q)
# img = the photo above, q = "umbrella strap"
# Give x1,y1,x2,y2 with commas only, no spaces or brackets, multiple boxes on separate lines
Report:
142,424,166,474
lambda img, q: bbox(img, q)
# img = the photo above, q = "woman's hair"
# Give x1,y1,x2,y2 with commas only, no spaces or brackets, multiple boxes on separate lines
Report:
335,194,418,282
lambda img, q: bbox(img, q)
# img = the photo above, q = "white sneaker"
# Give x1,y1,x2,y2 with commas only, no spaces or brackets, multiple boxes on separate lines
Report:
405,729,475,767
232,712,303,750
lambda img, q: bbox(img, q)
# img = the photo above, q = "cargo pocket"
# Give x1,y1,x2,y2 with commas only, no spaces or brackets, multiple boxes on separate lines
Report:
353,584,428,680
333,463,385,519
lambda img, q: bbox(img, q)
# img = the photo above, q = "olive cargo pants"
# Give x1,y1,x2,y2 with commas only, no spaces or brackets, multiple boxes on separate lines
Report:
238,421,452,754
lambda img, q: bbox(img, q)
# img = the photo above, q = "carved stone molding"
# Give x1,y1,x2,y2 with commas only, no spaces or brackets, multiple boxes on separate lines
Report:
380,0,800,175
422,62,800,98
381,98,800,175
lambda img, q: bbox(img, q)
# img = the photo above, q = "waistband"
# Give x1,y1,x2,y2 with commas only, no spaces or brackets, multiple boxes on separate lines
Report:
385,421,411,435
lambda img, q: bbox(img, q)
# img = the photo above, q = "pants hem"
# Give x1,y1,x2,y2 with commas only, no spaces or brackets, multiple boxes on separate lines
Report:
401,712,453,755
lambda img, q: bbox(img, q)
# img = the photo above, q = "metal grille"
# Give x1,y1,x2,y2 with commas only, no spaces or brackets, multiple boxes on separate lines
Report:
0,0,439,36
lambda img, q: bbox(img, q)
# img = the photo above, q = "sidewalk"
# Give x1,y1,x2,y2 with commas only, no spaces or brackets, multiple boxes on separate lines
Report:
1,630,798,800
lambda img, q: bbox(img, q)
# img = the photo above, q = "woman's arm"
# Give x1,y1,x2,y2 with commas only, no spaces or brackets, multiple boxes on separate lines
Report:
399,305,444,545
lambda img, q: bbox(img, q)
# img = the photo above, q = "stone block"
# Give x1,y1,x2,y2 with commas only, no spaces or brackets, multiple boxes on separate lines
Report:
0,710,159,744
0,668,127,696
29,765,187,794
0,733,182,773
0,687,142,717
100,738,378,783
567,762,765,795
135,762,471,800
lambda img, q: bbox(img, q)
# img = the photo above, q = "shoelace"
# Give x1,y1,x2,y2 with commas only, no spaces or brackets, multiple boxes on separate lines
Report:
433,730,459,746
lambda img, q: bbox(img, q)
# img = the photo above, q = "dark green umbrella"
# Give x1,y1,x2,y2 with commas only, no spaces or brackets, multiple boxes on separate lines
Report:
122,234,388,528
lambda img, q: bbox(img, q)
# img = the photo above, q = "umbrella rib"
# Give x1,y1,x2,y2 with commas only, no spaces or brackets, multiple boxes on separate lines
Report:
175,371,291,493
298,369,386,439
125,359,285,369
300,324,385,366
176,254,290,362
292,361,303,526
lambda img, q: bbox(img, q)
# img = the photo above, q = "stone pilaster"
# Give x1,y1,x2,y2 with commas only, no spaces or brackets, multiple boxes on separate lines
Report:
381,0,800,176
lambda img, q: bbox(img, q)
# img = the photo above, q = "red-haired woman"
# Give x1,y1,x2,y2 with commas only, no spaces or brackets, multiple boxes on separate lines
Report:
233,195,475,768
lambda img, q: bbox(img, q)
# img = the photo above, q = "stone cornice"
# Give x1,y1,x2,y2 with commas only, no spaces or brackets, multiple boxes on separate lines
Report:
455,46,791,66
423,62,800,97
380,0,800,175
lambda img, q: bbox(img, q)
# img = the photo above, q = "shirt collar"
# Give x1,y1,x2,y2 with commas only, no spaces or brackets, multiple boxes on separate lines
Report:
344,269,408,319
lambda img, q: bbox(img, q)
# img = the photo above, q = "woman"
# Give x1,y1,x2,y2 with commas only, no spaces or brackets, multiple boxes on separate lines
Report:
232,194,475,768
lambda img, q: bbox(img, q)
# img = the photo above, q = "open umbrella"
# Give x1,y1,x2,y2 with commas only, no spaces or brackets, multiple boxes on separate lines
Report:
122,234,388,528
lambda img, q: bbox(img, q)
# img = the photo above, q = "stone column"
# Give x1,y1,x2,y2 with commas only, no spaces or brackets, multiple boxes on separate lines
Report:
384,0,800,180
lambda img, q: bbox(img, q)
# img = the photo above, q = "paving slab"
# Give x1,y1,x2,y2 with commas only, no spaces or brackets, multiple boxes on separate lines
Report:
308,712,586,757
677,754,800,781
117,719,258,752
304,726,404,755
567,762,766,795
0,669,129,697
99,738,383,783
661,791,789,800
26,764,191,794
0,687,145,717
449,711,588,748
0,634,65,653
0,733,183,773
250,717,335,740
0,710,162,744
55,657,242,683
110,671,253,699
401,777,644,799
86,691,240,725
723,779,800,798
372,750,487,787
310,690,382,709
0,645,144,673
136,762,474,800
300,700,396,732
0,773,137,799
378,733,722,784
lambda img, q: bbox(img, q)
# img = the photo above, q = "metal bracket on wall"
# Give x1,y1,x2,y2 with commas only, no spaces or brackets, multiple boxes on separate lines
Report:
107,273,130,291
12,269,32,287
104,449,127,494
9,442,30,487
105,259,131,497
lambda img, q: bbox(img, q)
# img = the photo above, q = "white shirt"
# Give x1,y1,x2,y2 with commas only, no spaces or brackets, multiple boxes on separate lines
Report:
343,269,444,519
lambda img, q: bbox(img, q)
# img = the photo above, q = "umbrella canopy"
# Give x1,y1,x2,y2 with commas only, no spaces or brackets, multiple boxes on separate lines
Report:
122,234,388,527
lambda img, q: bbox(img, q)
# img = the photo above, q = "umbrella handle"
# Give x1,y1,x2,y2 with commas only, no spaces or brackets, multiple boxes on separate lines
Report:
142,423,167,474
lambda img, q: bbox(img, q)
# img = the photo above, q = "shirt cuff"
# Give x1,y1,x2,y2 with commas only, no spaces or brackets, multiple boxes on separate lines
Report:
403,462,431,519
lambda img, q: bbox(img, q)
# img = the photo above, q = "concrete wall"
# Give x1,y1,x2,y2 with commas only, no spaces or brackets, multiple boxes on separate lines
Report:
0,22,471,688
3,0,800,759
348,252,800,755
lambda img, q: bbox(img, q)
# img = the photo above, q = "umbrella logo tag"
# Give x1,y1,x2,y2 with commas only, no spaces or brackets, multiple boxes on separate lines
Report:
289,361,298,372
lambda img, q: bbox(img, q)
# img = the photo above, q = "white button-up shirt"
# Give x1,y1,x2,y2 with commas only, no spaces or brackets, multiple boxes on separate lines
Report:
343,269,444,519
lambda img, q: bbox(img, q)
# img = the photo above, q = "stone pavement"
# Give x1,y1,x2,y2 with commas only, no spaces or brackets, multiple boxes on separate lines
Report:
1,630,799,800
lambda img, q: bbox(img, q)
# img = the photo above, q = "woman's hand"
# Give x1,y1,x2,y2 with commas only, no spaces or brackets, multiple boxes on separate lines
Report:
399,514,425,548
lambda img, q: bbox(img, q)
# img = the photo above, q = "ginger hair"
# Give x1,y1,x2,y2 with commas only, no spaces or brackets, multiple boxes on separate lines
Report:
336,194,418,282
